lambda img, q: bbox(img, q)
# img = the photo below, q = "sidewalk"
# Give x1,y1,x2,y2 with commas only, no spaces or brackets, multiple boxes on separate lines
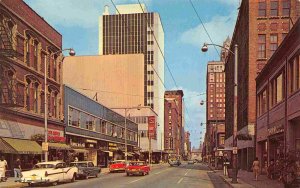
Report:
207,164,284,188
0,163,168,188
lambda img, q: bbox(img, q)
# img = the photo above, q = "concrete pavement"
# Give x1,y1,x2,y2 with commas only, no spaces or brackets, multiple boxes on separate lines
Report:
1,163,229,188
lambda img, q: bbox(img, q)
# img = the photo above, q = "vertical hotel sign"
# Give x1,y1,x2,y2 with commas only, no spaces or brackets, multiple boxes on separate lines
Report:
148,116,156,139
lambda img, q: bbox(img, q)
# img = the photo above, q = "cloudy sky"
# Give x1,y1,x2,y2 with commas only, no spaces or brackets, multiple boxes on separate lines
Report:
25,0,239,148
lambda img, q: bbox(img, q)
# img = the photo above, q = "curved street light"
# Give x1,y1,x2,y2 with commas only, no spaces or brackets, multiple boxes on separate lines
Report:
44,48,76,162
201,42,238,184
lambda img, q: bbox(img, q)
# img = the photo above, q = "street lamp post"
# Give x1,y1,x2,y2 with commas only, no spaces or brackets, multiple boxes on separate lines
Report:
201,43,238,183
44,48,75,162
111,105,143,163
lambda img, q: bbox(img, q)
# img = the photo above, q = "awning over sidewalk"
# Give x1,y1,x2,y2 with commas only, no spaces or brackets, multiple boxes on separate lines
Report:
0,138,16,154
1,137,42,154
48,143,72,150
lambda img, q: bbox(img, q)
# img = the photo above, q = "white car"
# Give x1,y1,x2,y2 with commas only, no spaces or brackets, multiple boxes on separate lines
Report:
20,161,78,186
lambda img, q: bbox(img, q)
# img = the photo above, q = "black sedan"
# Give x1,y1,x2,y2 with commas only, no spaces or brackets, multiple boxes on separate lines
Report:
70,161,101,179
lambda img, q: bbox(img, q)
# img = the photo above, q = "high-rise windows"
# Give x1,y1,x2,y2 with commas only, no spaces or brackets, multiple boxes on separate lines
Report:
270,1,279,16
270,34,278,56
258,1,267,17
282,0,290,16
258,34,266,59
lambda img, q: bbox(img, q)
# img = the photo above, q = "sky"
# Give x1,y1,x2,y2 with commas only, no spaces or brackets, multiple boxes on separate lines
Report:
25,0,239,149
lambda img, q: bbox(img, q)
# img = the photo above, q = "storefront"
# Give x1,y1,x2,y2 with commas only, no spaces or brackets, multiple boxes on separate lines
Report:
0,137,42,175
68,135,98,165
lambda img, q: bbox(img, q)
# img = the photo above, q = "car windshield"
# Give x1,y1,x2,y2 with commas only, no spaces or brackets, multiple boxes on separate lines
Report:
110,161,124,165
70,163,87,167
129,162,145,166
33,164,55,169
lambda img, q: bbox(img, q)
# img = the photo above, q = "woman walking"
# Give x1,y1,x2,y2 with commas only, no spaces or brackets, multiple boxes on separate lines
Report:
252,157,260,181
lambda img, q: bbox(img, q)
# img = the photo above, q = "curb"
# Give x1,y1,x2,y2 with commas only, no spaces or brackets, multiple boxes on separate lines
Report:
219,175,234,188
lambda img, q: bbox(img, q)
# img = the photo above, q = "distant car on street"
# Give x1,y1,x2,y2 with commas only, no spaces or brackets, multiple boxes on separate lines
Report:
126,161,150,176
109,160,128,172
188,160,195,164
168,155,181,166
70,161,101,179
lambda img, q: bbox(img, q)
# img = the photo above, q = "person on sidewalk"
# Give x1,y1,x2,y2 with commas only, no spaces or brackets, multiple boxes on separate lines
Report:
0,156,8,182
13,158,21,182
252,157,260,181
267,159,275,179
223,157,229,176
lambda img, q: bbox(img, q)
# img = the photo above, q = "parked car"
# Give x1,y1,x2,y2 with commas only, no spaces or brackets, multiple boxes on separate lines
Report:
188,160,195,164
126,161,150,176
109,160,128,172
20,161,78,186
70,161,101,179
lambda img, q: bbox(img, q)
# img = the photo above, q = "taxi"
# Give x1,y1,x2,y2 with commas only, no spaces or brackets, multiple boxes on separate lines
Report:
125,161,150,176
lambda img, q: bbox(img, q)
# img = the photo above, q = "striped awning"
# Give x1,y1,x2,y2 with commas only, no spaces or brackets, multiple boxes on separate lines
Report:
0,138,16,154
1,137,42,154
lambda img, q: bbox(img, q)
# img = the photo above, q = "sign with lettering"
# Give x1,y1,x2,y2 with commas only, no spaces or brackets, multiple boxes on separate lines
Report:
148,116,156,139
268,124,284,136
48,130,65,143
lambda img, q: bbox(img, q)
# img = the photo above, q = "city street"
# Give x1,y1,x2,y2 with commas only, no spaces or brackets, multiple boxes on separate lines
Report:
24,163,228,188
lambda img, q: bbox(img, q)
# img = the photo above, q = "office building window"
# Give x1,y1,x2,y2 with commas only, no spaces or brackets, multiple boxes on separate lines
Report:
282,0,290,16
270,1,279,16
270,34,278,56
258,1,267,17
289,54,300,94
258,34,266,59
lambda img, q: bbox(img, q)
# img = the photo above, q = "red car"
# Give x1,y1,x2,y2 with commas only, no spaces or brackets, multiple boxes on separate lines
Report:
109,160,127,172
126,161,150,176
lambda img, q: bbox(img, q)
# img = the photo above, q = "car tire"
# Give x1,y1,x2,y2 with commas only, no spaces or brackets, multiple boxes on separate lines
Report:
143,172,146,176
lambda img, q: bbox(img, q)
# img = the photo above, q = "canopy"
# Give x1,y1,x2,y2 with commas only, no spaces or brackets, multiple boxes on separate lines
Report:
1,137,42,154
48,143,71,150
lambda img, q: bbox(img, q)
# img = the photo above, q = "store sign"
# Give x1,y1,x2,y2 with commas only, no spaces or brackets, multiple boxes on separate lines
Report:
148,116,156,139
42,142,48,151
48,130,65,143
108,142,117,151
268,124,284,136
70,140,85,148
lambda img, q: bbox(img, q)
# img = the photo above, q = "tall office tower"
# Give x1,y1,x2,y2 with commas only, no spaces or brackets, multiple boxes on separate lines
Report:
99,4,165,150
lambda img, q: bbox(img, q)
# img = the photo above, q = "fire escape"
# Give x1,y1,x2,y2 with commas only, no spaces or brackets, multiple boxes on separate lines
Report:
0,17,24,138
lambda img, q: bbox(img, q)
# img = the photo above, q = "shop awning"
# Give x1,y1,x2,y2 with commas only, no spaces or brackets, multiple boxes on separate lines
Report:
73,148,89,153
2,138,42,154
48,143,71,150
0,138,16,154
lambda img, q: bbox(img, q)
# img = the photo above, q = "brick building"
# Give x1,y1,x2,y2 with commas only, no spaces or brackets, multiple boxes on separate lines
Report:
205,61,226,166
184,131,191,160
164,90,184,156
0,0,66,168
225,0,300,170
256,18,300,171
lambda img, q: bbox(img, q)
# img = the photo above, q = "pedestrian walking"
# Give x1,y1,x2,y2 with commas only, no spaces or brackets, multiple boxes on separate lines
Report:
267,159,275,179
252,157,260,181
13,158,21,182
223,157,229,176
0,156,8,182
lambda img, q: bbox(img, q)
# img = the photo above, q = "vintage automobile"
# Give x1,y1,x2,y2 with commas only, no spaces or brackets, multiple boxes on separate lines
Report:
168,155,181,167
109,160,128,172
188,160,195,164
20,161,78,186
70,161,101,179
126,161,150,176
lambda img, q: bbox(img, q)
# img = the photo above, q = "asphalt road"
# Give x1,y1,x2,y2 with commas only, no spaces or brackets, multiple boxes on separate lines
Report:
27,163,229,188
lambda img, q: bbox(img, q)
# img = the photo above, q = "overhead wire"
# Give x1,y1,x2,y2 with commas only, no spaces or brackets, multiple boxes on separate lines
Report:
188,0,220,56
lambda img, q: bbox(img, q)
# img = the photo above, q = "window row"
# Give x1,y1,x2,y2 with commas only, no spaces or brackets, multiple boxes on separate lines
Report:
23,34,61,82
257,53,300,116
257,33,287,59
258,0,290,17
68,107,137,142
